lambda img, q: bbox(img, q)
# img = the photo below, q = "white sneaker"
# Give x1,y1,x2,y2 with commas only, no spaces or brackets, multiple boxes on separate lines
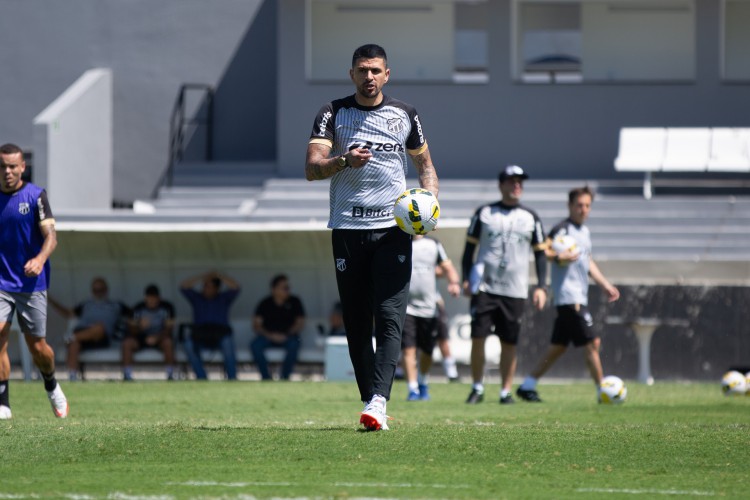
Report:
360,396,389,431
0,405,11,420
47,383,69,418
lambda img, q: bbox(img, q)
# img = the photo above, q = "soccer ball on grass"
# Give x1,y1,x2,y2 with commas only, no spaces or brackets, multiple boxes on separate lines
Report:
394,188,440,235
598,375,627,404
721,370,747,396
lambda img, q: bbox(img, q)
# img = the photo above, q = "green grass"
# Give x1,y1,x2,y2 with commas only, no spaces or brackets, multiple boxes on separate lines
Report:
2,380,748,499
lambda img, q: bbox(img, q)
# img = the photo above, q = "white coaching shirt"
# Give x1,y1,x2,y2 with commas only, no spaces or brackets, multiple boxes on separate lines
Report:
467,202,546,299
309,94,427,230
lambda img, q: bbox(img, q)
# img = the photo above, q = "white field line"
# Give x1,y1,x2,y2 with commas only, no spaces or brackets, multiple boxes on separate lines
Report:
167,480,469,489
577,488,715,496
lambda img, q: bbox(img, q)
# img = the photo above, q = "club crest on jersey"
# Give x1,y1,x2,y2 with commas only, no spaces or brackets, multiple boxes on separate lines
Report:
387,118,405,134
336,258,346,272
18,202,30,215
398,255,406,264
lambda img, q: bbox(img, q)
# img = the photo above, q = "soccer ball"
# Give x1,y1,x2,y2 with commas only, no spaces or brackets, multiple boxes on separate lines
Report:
551,234,578,255
599,375,627,404
721,370,747,396
393,188,440,235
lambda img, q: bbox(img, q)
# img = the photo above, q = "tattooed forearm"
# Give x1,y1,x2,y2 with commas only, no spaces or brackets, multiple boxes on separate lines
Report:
305,143,342,181
413,150,439,197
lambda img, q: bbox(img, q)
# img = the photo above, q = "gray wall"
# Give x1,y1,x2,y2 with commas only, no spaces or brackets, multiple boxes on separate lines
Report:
277,0,750,180
0,0,266,203
2,0,748,203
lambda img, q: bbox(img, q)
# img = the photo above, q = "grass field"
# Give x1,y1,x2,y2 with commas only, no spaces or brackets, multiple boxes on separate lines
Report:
2,379,748,499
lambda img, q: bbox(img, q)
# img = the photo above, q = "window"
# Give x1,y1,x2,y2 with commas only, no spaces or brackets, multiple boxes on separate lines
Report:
307,0,489,83
512,0,696,83
722,0,750,81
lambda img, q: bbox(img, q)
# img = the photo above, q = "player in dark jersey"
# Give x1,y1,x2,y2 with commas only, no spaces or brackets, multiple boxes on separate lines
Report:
461,165,547,405
516,186,620,403
0,143,68,419
306,44,440,431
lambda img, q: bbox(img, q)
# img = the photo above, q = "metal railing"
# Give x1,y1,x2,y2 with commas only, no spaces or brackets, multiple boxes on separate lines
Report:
156,83,214,195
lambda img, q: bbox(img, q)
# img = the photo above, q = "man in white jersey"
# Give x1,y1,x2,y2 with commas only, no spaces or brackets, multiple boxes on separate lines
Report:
306,44,439,431
461,165,547,405
516,186,619,403
402,235,460,401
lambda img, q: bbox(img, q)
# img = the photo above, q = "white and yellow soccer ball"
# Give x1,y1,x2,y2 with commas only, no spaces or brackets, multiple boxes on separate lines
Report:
598,375,627,404
551,234,579,255
394,188,440,235
720,370,747,396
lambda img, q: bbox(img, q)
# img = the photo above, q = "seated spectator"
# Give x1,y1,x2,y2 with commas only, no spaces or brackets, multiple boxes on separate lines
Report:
122,284,176,381
250,274,305,380
179,271,240,380
48,277,131,381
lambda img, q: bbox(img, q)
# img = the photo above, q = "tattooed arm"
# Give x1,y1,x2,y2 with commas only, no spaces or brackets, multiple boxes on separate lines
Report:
411,147,439,197
305,143,345,181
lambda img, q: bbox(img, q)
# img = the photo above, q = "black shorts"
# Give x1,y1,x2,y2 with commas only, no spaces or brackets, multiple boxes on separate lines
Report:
470,292,525,345
551,305,595,347
402,314,438,354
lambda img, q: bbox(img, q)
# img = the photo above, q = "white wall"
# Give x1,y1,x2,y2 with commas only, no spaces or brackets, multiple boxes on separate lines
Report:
33,69,113,211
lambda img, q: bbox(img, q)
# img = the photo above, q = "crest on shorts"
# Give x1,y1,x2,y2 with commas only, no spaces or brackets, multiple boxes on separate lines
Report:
336,258,346,272
18,202,30,215
398,255,406,263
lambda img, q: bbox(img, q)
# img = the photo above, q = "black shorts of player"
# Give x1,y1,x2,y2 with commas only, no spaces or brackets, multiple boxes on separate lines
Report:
402,314,438,354
470,291,525,345
551,305,596,347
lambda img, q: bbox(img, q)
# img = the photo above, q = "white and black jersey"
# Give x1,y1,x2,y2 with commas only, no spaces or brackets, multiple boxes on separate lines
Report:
464,202,546,299
309,94,428,229
407,237,449,319
548,219,592,306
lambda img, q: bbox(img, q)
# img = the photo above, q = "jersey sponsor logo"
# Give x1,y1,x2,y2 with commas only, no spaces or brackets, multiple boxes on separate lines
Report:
414,115,425,144
317,111,332,137
352,206,393,218
387,118,405,134
336,258,346,272
18,202,30,215
349,141,404,153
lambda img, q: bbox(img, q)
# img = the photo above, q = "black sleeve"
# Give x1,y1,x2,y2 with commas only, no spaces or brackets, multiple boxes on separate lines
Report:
37,189,54,222
461,240,477,283
534,249,548,289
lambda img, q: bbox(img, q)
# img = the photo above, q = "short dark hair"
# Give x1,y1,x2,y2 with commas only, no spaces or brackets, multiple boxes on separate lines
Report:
568,185,595,204
271,274,288,289
144,284,160,297
0,143,23,156
352,44,387,67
